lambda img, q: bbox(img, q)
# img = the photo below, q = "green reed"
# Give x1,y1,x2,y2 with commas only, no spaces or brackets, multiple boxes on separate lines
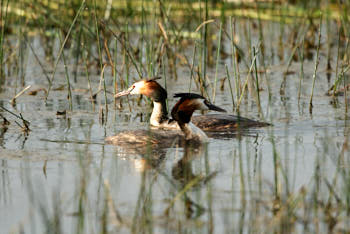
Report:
278,6,286,62
59,31,73,111
113,39,118,107
326,11,331,82
140,0,145,73
18,4,27,88
297,38,305,103
124,22,130,86
83,48,95,110
94,0,108,114
255,0,267,79
188,42,197,92
73,12,84,83
280,49,294,94
25,37,51,85
342,63,350,113
0,0,9,85
236,48,259,110
201,0,209,99
2,1,350,234
332,23,349,98
333,24,341,96
253,46,261,109
230,18,241,105
309,14,322,113
161,55,169,111
45,0,86,101
225,64,235,110
212,22,222,103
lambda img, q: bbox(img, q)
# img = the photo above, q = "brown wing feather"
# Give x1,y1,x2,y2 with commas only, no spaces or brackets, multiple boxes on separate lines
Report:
192,114,270,131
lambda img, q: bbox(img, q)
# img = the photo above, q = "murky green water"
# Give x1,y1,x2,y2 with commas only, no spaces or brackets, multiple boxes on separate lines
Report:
0,17,349,233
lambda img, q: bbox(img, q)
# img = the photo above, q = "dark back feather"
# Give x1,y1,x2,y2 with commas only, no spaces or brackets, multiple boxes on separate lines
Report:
173,93,205,100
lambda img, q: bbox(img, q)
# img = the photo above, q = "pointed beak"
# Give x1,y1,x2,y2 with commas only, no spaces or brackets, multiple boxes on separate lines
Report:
115,86,134,98
204,101,227,112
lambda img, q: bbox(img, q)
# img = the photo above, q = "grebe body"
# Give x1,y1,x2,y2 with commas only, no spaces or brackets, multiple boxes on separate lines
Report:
115,78,269,132
106,93,226,145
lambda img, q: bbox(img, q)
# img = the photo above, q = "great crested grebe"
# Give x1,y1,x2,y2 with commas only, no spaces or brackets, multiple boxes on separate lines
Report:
115,77,269,131
106,93,226,145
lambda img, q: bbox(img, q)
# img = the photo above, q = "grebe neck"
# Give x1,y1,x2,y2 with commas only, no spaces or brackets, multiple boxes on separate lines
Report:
150,100,169,127
179,122,209,142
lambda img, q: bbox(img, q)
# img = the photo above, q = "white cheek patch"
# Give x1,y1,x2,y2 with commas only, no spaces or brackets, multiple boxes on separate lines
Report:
130,87,138,94
130,81,144,95
198,100,209,111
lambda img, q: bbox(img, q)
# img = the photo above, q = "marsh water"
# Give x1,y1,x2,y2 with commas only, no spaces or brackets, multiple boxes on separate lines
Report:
0,14,349,233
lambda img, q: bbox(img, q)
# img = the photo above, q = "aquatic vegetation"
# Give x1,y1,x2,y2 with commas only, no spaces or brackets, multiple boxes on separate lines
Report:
0,0,349,233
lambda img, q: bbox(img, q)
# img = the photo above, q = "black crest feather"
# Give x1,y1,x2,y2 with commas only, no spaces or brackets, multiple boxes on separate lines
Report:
146,76,162,82
173,93,205,99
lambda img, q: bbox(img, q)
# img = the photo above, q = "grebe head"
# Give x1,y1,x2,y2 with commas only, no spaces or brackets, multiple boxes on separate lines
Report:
115,77,167,102
171,93,226,141
115,77,170,127
171,93,226,125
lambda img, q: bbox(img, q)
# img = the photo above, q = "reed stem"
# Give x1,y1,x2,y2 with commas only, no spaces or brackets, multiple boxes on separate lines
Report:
297,39,305,103
253,46,261,108
83,49,94,110
309,14,323,112
212,22,223,103
333,24,342,96
59,31,73,111
0,0,9,85
45,0,86,101
188,43,197,92
225,64,235,110
237,49,259,110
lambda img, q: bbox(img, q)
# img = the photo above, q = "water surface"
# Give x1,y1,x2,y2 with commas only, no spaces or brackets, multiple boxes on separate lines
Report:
0,17,349,233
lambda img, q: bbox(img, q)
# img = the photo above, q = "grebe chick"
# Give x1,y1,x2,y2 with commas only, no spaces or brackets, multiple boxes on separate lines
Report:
115,78,269,132
106,93,225,145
